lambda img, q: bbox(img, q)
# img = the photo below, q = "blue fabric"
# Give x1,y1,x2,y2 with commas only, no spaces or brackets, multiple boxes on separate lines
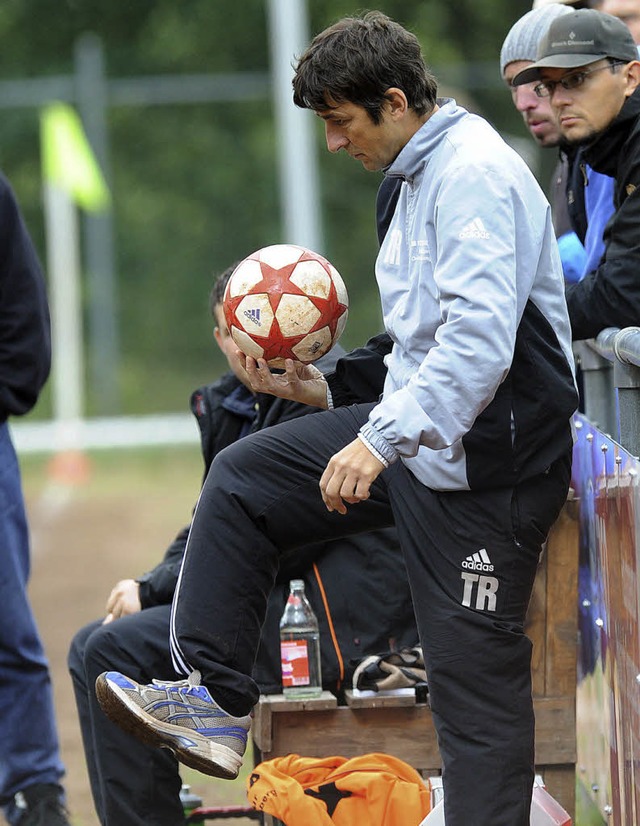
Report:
557,167,614,284
557,230,587,284
0,422,64,822
583,167,615,276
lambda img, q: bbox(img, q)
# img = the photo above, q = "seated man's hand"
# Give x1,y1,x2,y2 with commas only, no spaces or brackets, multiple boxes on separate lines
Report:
243,354,329,408
103,578,142,624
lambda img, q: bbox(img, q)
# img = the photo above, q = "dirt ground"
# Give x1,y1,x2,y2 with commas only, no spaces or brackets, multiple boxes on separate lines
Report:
17,445,256,826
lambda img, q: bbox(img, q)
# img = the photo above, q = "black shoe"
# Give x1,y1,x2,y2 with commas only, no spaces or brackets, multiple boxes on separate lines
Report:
14,784,71,826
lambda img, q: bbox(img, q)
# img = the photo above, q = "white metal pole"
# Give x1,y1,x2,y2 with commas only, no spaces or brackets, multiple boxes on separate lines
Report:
43,181,84,446
266,0,323,253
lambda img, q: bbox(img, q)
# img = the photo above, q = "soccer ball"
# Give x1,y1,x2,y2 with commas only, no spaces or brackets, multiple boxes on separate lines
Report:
223,244,349,367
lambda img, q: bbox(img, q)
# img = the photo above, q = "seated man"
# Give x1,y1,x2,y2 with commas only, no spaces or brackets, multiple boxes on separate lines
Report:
68,264,417,826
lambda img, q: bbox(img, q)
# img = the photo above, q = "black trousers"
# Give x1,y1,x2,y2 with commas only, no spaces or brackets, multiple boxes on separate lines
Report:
172,403,571,826
68,606,184,826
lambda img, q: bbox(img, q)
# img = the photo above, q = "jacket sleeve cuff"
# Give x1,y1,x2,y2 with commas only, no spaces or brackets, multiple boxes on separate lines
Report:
135,572,153,609
358,423,398,467
325,383,334,410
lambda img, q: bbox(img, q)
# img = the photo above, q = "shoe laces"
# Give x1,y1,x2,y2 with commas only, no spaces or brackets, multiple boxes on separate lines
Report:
151,670,202,689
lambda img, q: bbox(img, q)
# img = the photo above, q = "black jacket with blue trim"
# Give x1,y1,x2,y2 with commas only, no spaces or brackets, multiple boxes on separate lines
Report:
566,88,640,340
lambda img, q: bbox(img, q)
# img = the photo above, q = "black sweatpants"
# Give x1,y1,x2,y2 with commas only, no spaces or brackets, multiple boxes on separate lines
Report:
172,402,571,826
68,606,184,826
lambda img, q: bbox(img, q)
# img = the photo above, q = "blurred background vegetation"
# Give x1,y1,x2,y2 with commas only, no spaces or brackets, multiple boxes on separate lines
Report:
1,0,541,419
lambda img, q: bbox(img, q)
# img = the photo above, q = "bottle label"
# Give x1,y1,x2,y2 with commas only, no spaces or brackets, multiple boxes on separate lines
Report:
280,639,310,686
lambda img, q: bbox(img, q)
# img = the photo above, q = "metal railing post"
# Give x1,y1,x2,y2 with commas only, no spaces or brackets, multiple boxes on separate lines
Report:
612,327,640,458
573,339,618,438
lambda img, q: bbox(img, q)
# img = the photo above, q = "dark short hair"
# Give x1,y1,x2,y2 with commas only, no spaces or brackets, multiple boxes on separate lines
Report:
209,262,240,318
292,11,437,124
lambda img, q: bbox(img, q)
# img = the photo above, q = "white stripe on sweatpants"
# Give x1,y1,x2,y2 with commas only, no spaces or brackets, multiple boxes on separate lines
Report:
169,485,207,677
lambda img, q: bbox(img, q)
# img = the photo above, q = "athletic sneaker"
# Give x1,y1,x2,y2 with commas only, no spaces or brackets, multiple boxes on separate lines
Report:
95,670,251,779
14,783,71,826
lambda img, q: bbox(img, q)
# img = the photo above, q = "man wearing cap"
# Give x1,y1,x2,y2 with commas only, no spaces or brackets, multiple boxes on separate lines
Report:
533,0,600,8
601,0,640,40
501,4,614,285
513,9,640,340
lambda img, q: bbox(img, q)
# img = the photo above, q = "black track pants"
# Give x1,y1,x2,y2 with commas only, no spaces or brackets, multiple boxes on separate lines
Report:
68,607,184,826
171,403,571,826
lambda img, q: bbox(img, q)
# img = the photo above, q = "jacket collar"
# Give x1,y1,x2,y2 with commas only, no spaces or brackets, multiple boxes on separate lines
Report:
585,87,640,176
384,98,460,183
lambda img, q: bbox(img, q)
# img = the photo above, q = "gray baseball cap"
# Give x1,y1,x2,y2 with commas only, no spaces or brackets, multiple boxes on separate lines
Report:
512,9,637,86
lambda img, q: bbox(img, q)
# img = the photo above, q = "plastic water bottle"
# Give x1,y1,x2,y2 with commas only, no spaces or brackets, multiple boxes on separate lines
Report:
279,579,322,698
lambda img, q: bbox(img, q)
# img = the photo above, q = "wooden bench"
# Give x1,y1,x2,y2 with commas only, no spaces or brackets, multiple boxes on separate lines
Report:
252,500,579,819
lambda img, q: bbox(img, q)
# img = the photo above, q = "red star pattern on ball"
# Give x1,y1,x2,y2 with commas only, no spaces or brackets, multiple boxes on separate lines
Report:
224,248,348,363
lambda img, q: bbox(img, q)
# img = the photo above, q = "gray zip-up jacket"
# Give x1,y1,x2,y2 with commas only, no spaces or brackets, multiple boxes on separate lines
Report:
359,99,577,491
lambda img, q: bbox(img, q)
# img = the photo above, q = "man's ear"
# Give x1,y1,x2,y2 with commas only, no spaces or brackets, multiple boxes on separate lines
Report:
625,60,640,96
384,87,409,119
213,327,222,349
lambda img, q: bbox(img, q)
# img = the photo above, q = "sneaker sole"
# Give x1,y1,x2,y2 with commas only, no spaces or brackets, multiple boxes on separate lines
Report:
95,674,244,780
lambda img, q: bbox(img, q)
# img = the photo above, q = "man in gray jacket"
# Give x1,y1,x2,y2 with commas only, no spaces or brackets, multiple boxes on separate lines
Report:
96,13,577,826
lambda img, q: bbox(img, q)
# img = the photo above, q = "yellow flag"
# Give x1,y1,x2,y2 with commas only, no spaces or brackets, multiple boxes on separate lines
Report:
41,102,110,212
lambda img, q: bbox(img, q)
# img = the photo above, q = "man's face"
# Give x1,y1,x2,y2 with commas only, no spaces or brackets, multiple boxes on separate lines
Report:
503,59,562,148
213,304,252,388
601,0,640,44
538,59,636,145
316,99,407,171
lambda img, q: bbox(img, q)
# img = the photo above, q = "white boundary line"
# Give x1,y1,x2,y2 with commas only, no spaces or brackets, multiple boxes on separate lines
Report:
11,414,199,453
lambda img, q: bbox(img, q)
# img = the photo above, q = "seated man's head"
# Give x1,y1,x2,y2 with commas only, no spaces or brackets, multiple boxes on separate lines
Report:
500,4,573,147
512,9,640,145
600,0,640,43
209,263,251,387
292,11,438,171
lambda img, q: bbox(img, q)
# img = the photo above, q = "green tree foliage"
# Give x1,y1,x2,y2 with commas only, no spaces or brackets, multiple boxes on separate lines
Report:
0,0,536,416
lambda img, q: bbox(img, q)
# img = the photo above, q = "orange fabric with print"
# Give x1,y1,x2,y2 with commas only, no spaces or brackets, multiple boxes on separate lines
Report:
246,752,431,825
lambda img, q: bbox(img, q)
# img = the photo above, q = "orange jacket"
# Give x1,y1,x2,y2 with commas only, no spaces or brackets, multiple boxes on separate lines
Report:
247,752,431,825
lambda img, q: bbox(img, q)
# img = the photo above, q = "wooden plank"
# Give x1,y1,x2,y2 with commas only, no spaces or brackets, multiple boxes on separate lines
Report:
543,500,579,697
527,547,548,697
254,692,337,753
255,696,274,752
254,704,441,771
533,696,576,764
252,695,574,768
